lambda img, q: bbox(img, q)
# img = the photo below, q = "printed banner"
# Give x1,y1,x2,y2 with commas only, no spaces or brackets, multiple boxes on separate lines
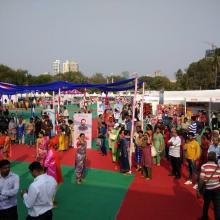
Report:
73,113,92,149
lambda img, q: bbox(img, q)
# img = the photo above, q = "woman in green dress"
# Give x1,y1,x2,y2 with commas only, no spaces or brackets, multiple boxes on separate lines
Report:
153,126,165,166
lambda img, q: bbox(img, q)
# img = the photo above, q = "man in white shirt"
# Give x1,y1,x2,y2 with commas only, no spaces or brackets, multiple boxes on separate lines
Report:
22,161,57,220
0,159,19,220
168,128,182,179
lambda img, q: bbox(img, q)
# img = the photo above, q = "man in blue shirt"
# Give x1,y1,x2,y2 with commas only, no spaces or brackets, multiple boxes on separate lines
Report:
208,137,220,165
0,160,19,220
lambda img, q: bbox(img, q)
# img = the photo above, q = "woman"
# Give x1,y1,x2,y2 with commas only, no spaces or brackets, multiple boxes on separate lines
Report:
98,122,107,156
8,118,17,143
36,131,48,165
75,133,87,184
153,126,165,166
109,123,120,162
118,130,130,174
44,137,63,185
146,124,153,141
204,127,212,141
17,117,25,144
58,120,69,151
68,119,74,148
141,133,153,180
199,134,210,168
0,131,11,159
163,125,170,160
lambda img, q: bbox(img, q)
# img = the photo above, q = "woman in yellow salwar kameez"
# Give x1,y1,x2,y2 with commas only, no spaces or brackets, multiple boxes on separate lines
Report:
58,120,70,151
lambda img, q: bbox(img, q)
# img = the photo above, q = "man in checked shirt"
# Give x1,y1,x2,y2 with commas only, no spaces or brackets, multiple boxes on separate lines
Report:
0,159,19,220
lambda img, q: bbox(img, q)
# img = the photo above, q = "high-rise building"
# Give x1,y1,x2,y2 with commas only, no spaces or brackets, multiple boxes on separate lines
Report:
63,60,79,73
52,60,61,75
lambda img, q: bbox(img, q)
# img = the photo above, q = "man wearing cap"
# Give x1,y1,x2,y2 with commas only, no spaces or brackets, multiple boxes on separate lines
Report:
0,160,19,220
184,132,201,188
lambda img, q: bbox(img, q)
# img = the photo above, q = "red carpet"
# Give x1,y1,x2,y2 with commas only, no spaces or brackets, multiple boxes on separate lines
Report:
10,144,214,220
117,159,214,220
10,144,118,171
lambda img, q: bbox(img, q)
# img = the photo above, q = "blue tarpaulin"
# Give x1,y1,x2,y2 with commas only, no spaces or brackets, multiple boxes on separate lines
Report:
0,78,142,94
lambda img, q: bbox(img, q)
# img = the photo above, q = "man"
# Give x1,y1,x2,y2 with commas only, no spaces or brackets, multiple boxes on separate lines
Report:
168,128,181,179
22,161,57,220
41,114,53,138
78,119,88,131
63,106,69,119
208,137,220,166
188,116,197,135
125,115,132,134
26,118,35,146
0,159,19,220
198,152,220,220
184,132,201,188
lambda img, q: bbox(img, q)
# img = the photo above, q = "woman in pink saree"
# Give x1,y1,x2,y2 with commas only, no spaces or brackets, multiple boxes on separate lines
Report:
44,135,63,184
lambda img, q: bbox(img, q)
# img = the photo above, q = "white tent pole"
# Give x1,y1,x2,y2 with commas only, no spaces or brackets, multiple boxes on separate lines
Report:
184,97,187,115
52,91,55,110
129,77,138,173
209,98,212,127
58,88,61,114
141,82,145,130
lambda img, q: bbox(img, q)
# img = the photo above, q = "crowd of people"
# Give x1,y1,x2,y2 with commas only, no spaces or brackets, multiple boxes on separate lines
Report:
0,101,220,219
97,107,220,220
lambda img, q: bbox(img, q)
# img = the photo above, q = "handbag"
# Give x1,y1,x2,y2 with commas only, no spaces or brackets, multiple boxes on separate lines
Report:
198,165,218,195
109,133,117,141
96,138,101,147
151,145,157,157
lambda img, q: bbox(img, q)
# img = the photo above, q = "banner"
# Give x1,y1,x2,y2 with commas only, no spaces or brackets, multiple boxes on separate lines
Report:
73,113,92,149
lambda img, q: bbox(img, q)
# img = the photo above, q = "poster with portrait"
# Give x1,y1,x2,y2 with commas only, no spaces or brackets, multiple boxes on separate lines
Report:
73,113,92,149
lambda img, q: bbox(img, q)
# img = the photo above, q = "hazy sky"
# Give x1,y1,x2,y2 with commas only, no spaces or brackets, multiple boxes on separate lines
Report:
0,0,220,79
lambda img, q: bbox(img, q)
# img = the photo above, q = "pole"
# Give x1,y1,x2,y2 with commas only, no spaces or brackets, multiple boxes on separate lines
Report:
58,88,60,114
209,98,212,127
141,82,145,130
84,88,87,113
129,77,138,173
52,91,55,110
184,97,187,116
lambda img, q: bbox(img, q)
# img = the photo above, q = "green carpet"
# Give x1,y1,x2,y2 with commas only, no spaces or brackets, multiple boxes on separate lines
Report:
11,161,134,220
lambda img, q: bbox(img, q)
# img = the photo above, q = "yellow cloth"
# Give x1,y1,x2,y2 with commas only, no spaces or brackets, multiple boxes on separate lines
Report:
184,140,201,160
58,134,66,151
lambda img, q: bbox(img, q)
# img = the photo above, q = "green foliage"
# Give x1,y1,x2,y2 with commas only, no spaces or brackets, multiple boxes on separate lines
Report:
139,76,175,91
175,48,220,90
1,47,220,91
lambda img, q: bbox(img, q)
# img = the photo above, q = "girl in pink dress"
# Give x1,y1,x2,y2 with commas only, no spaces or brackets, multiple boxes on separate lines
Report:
36,131,48,165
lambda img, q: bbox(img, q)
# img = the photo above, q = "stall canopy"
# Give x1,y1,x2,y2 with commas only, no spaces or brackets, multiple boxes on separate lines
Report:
0,78,142,94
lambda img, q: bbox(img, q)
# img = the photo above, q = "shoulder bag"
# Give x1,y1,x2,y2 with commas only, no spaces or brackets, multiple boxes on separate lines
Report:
198,165,218,195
